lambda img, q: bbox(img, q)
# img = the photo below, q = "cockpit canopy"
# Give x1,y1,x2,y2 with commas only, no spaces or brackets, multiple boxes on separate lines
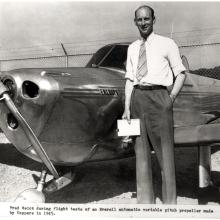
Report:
86,44,129,71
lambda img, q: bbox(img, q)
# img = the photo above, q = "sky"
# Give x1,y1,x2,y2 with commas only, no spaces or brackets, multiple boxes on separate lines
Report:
0,1,220,59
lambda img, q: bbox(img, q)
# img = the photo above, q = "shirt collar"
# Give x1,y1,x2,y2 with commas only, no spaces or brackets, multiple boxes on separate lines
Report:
140,32,155,44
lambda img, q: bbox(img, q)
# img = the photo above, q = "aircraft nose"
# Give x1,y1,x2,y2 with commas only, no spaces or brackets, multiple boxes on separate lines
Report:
0,79,59,178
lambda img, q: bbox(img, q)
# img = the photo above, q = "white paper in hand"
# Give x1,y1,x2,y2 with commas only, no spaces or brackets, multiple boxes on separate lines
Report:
117,119,140,136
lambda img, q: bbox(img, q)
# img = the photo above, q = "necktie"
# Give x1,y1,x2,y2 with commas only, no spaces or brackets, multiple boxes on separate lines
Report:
136,41,148,81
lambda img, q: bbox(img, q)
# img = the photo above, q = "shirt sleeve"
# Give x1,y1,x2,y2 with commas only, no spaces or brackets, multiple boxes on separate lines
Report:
167,40,186,77
125,46,134,81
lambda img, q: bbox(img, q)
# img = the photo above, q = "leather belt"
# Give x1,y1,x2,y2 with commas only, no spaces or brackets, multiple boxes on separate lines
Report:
134,85,167,90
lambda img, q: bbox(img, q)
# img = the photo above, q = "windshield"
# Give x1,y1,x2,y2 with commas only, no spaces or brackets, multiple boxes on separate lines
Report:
86,44,128,71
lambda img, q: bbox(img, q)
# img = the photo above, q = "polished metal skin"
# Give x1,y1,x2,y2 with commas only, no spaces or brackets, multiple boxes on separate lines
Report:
0,43,220,189
0,66,125,165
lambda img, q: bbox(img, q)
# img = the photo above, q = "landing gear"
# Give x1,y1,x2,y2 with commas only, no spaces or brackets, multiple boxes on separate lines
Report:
197,145,220,204
15,170,47,203
15,168,75,203
198,145,212,188
44,170,75,194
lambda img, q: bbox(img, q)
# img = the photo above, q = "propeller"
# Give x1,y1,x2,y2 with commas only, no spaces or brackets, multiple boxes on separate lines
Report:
0,80,60,202
0,80,59,179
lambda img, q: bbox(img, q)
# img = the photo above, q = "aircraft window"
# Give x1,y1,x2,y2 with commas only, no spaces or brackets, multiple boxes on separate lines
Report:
99,45,128,70
86,45,113,67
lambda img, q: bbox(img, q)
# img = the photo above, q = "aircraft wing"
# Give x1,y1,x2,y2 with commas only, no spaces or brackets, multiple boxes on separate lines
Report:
175,123,220,147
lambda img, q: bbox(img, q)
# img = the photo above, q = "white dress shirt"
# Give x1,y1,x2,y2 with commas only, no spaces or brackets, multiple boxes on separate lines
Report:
125,32,186,86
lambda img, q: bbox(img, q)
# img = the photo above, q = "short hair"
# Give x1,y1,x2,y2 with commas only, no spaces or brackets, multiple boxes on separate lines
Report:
134,5,155,20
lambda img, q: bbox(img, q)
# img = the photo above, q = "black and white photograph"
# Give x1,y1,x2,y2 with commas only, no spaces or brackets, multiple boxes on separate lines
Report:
0,0,220,218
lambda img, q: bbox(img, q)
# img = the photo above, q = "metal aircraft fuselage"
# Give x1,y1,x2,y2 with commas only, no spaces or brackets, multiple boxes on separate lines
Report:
0,43,220,167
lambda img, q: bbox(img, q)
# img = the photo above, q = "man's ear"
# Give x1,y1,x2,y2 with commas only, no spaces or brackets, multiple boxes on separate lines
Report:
153,17,156,24
134,18,137,26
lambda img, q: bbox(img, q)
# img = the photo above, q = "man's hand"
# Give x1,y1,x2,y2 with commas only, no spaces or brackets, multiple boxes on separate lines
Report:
169,72,186,103
122,108,131,124
169,93,176,103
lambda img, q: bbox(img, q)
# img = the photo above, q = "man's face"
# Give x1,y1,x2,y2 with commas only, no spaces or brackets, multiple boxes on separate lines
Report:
134,7,155,39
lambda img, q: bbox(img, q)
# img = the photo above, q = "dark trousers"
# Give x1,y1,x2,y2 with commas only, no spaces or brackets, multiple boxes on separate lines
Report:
131,87,176,204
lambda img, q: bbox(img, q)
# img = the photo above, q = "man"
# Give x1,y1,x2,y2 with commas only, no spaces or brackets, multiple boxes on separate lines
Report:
122,5,186,204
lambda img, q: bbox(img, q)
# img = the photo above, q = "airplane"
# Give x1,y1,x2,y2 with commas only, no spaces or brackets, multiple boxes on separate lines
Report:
0,42,220,203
